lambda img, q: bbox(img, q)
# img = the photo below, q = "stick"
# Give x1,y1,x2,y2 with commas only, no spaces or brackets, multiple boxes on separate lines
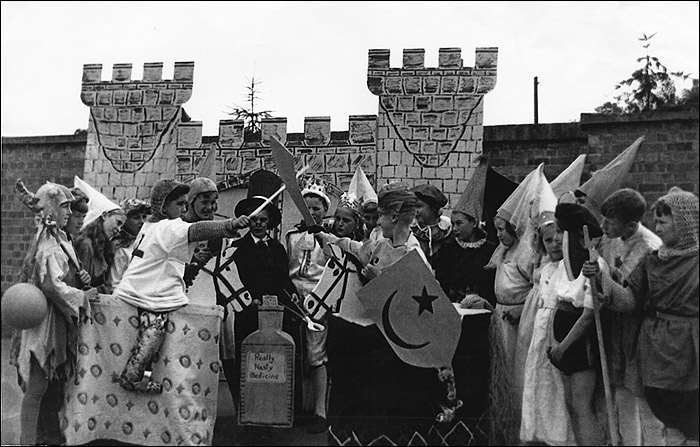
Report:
583,225,620,447
247,165,310,218
248,184,286,218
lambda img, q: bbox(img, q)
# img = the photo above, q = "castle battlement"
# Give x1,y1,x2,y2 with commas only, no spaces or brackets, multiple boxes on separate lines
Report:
81,62,194,108
367,47,498,96
217,115,377,149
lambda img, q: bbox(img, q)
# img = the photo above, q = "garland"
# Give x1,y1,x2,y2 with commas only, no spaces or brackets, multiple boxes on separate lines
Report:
436,365,463,423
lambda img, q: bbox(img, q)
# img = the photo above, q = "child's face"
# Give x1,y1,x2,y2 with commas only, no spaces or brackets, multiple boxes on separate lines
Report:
542,223,563,262
164,194,188,219
192,191,218,221
65,211,86,237
495,217,516,248
654,212,679,247
102,211,126,240
452,211,476,241
363,209,379,231
304,195,327,225
249,209,270,240
333,207,357,238
124,211,148,235
601,216,632,240
55,202,72,229
378,210,397,239
414,198,437,226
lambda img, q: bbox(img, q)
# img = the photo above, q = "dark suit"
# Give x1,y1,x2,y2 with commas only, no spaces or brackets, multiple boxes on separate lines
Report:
221,232,303,410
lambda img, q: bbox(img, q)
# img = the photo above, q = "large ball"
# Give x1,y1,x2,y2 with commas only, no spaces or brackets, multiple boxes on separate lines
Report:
2,283,48,330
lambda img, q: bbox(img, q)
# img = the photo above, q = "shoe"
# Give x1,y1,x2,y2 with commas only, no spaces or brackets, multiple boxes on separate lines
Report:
307,415,327,434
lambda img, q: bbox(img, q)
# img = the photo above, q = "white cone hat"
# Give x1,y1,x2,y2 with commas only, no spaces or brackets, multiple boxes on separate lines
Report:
74,176,121,230
551,154,586,200
496,163,545,238
578,136,644,213
348,166,378,206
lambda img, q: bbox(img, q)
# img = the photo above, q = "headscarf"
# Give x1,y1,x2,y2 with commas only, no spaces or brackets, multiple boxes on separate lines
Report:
187,177,218,205
149,179,189,222
655,187,699,259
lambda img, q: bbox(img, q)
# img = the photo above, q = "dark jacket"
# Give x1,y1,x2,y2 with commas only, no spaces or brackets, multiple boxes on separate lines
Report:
229,232,299,346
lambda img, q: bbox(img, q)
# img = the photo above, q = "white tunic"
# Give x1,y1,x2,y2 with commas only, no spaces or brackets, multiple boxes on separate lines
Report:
113,218,194,312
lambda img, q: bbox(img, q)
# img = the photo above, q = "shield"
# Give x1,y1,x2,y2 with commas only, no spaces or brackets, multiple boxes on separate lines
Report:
356,250,461,368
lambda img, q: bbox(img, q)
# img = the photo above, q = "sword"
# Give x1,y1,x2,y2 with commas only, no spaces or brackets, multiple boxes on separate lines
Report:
270,136,315,226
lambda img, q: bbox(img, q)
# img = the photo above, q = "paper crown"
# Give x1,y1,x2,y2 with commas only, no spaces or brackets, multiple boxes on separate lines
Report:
119,198,151,216
74,176,121,230
301,177,331,209
578,136,644,213
551,153,586,200
454,155,488,221
348,166,378,206
338,191,363,218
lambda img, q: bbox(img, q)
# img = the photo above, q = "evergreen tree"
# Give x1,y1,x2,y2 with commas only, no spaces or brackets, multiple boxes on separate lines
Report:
226,77,274,142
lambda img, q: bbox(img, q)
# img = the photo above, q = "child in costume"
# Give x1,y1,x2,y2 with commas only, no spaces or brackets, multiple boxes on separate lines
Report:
584,187,699,445
113,178,249,393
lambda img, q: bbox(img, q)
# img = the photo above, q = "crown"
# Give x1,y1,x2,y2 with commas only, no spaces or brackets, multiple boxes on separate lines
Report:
338,191,362,216
301,177,331,209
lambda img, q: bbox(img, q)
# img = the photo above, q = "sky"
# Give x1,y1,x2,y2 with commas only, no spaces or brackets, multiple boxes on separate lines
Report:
2,1,698,138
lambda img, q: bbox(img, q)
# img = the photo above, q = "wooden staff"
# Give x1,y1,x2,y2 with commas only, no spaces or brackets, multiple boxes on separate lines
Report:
583,225,619,447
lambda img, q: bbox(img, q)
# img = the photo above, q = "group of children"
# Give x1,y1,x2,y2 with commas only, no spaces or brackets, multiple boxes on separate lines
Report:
9,158,698,446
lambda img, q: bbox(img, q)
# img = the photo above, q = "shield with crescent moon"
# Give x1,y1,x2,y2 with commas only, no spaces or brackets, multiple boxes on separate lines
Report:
356,250,461,368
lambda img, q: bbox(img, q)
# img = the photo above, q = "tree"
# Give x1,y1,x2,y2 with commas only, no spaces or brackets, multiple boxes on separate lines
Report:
596,33,691,114
225,77,274,142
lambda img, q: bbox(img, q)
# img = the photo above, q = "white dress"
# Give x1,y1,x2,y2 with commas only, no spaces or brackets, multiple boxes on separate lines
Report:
520,260,577,445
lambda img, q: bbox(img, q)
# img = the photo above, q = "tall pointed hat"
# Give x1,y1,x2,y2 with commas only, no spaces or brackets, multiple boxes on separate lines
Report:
454,155,488,221
578,136,644,213
74,176,121,230
348,166,378,206
198,145,219,183
496,163,545,238
551,154,586,200
533,170,558,230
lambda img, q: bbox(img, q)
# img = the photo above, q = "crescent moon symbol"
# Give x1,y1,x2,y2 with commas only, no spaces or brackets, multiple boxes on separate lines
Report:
382,291,430,350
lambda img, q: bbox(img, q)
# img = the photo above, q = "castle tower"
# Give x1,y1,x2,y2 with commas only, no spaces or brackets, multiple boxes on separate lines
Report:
80,62,199,199
367,47,498,204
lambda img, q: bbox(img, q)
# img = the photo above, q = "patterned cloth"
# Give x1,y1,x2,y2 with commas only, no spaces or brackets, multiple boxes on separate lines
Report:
62,296,223,446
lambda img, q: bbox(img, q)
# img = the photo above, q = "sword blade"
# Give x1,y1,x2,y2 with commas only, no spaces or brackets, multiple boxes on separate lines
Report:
270,136,315,225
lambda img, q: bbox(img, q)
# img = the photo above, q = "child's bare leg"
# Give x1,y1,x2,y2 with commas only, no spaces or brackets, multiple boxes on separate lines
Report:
118,310,167,393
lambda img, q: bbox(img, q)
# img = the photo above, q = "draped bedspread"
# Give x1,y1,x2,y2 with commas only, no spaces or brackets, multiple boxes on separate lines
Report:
62,295,224,446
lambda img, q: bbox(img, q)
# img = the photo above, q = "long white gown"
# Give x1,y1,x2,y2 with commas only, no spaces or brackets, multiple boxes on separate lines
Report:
520,260,577,446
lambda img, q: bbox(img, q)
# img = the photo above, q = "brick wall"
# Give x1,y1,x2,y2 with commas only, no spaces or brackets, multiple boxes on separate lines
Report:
1,135,87,336
483,110,700,227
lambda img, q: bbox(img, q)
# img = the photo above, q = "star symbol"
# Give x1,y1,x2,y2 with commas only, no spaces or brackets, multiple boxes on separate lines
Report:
412,286,438,316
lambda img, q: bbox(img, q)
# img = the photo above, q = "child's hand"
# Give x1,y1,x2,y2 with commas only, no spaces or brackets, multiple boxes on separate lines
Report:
84,288,99,303
233,215,250,229
460,294,494,311
361,264,381,280
77,269,91,287
581,260,600,278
